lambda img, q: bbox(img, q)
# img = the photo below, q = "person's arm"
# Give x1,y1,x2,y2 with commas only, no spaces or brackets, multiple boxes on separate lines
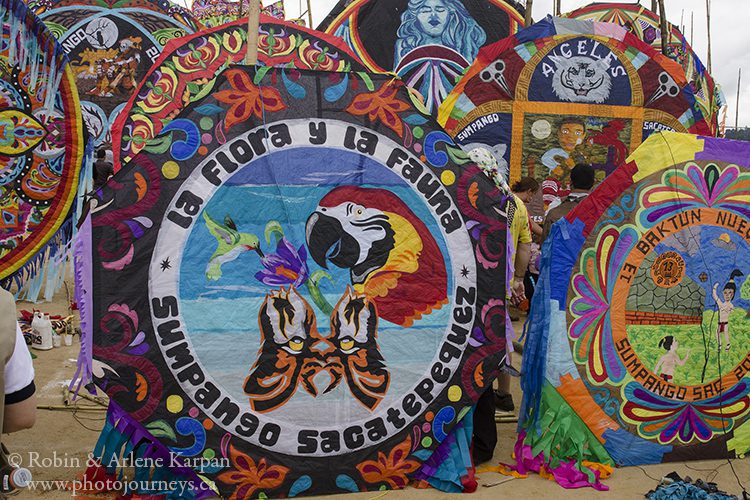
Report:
712,283,721,304
530,219,543,237
4,391,36,433
4,323,35,433
677,350,691,366
512,242,531,304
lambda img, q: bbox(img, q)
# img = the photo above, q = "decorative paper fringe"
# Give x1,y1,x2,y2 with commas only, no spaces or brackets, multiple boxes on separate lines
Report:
517,235,554,430
0,0,91,301
2,217,73,300
498,431,612,491
69,213,93,397
509,228,616,490
412,408,477,493
0,0,69,111
83,402,213,499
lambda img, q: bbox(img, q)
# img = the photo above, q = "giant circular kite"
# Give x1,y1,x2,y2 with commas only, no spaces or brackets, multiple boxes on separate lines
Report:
516,132,750,489
111,16,366,171
565,2,721,134
439,16,713,214
90,65,509,497
319,0,525,114
0,0,84,286
28,0,202,146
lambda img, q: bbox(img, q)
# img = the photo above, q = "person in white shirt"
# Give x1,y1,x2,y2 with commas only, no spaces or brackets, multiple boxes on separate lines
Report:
5,320,36,433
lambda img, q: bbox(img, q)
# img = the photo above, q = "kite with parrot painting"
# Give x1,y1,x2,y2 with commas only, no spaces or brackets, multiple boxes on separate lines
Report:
83,65,509,497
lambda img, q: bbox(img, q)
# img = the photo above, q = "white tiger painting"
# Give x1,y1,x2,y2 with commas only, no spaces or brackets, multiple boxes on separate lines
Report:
549,55,612,103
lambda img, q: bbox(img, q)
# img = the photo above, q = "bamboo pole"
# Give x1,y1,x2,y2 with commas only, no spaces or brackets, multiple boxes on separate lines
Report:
736,68,742,131
706,0,712,73
38,405,107,411
680,9,684,34
651,0,657,13
658,0,668,54
306,0,313,28
245,0,261,65
524,0,533,27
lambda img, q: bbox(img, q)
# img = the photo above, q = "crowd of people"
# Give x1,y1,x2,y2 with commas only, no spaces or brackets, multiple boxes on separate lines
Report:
473,162,597,465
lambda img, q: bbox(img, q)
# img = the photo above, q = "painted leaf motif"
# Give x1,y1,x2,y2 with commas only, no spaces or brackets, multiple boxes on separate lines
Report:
356,436,420,489
217,445,289,500
214,68,287,130
345,82,410,137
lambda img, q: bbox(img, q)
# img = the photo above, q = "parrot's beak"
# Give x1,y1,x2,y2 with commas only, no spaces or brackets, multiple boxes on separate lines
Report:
305,211,359,269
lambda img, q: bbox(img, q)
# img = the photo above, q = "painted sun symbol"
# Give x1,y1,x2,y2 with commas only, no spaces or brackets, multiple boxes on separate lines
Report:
460,266,470,278
160,258,171,271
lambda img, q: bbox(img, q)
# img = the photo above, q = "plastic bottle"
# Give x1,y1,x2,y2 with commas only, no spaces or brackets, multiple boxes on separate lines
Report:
0,465,32,494
31,311,52,351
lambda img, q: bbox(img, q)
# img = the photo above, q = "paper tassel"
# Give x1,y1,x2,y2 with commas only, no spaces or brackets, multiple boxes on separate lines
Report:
84,402,214,499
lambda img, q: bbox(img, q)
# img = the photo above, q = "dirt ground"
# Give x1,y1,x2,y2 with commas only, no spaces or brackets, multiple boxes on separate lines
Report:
7,286,750,499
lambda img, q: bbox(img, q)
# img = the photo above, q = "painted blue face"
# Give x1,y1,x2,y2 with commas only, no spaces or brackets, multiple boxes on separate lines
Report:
416,0,449,38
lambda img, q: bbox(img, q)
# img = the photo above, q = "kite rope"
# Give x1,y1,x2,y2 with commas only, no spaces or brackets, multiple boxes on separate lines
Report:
655,131,747,497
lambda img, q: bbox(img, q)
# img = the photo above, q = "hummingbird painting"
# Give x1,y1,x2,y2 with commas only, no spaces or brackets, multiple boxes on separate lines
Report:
203,212,263,281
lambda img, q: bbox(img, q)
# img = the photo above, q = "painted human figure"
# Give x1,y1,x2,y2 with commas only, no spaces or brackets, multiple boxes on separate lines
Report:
713,269,743,351
654,336,690,382
108,38,141,95
541,117,588,179
541,117,588,208
394,0,486,66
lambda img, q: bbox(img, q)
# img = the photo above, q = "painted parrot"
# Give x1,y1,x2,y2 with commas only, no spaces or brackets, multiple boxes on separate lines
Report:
305,186,448,327
203,212,263,281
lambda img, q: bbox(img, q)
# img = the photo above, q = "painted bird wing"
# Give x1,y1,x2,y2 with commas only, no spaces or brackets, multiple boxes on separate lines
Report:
202,212,239,253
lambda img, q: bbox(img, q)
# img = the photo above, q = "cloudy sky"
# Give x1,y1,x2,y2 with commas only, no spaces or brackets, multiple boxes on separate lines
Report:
182,0,750,127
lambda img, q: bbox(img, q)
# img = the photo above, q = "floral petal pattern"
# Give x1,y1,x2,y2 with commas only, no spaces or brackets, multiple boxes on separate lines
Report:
345,82,410,137
214,68,287,130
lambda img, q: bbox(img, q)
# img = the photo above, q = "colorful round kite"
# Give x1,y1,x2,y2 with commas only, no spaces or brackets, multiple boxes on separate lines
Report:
439,16,712,214
111,16,366,171
191,0,288,28
517,132,750,488
319,0,525,114
565,2,721,134
28,0,202,147
0,0,84,286
89,65,509,497
191,0,241,27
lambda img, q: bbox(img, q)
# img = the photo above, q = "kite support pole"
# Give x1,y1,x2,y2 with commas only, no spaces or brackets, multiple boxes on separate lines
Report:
245,0,261,65
658,0,668,55
524,0,533,27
